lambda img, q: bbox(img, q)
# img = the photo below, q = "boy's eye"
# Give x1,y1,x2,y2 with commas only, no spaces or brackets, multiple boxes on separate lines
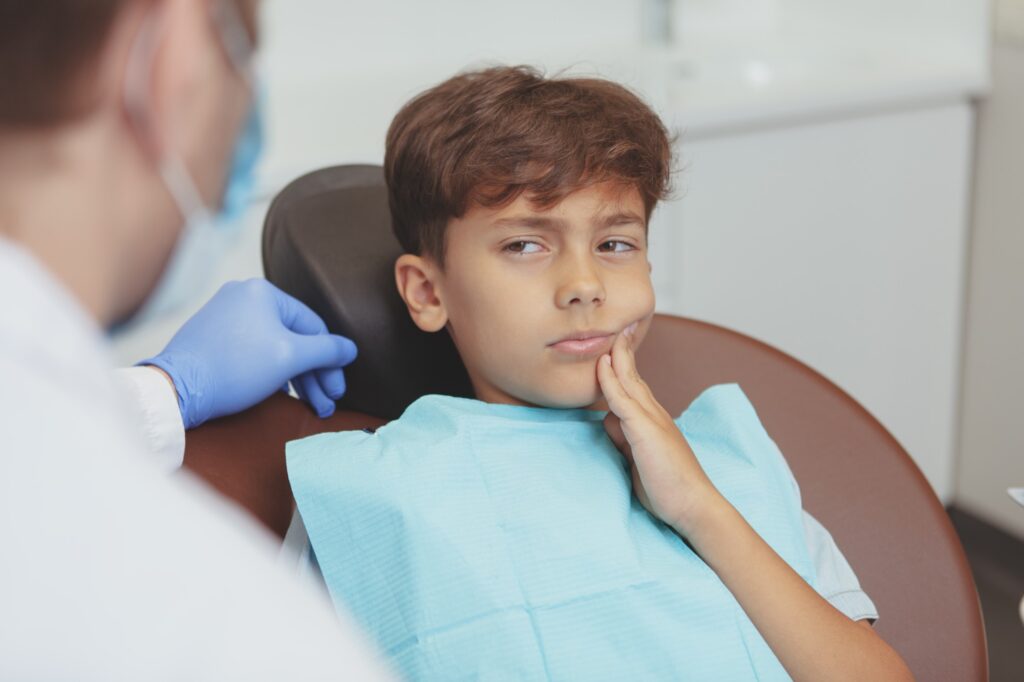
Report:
504,240,543,254
597,240,635,253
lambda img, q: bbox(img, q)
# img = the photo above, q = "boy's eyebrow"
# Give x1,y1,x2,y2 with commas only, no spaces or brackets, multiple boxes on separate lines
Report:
597,211,646,228
491,216,566,230
490,211,645,230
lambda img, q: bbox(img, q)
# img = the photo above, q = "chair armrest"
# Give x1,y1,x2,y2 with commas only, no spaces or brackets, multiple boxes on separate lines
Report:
183,393,385,538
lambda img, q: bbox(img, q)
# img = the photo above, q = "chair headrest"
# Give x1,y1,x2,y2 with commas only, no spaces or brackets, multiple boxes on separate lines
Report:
262,165,473,420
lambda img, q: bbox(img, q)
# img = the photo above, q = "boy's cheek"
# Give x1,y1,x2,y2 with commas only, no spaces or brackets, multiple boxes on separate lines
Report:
623,286,657,351
623,278,657,320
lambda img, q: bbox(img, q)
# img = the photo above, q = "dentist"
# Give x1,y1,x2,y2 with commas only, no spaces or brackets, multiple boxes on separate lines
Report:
0,0,393,679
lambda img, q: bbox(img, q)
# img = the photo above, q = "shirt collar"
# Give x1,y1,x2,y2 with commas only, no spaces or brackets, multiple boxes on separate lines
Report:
0,236,118,399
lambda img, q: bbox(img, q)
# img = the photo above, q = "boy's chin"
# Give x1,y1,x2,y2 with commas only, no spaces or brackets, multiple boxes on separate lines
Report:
528,381,605,410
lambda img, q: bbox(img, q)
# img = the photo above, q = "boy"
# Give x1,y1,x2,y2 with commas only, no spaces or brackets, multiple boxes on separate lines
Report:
287,66,912,681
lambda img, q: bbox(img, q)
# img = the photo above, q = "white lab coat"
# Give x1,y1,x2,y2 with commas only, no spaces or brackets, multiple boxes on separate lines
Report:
0,238,395,681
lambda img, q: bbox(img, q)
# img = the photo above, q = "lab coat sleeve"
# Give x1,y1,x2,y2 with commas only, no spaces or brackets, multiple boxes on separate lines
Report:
113,366,186,472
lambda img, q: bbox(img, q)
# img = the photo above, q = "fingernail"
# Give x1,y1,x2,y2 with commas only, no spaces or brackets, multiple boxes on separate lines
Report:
624,322,638,337
325,379,346,400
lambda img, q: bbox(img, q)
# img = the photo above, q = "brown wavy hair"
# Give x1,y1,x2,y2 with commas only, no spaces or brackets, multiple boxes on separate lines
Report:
384,65,674,265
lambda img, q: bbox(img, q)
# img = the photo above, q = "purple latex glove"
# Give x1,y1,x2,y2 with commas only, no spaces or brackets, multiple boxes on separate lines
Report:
140,279,357,429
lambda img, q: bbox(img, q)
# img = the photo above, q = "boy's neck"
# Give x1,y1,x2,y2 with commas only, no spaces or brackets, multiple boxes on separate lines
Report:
471,384,609,412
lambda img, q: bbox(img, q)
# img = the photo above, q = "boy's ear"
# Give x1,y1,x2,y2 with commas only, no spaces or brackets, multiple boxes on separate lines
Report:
394,254,449,333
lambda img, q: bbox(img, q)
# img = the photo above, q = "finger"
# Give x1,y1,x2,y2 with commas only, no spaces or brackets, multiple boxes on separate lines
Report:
269,282,329,336
611,330,660,410
316,366,347,401
276,282,358,372
610,332,644,401
297,371,336,418
289,332,359,373
598,353,642,422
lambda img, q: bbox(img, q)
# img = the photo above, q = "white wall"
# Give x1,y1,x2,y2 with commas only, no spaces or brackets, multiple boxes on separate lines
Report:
257,0,647,191
955,30,1024,539
257,0,991,194
674,0,988,58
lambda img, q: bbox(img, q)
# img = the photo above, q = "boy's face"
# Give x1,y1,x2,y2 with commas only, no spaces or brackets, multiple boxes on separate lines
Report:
396,181,656,409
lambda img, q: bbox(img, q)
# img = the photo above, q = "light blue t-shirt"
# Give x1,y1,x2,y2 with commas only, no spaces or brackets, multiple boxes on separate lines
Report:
288,384,873,681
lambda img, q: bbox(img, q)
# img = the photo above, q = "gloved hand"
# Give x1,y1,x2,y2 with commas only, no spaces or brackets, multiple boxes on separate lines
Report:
140,279,358,429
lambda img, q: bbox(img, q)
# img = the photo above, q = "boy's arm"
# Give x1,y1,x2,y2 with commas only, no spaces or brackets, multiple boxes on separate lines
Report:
597,331,913,682
681,486,910,681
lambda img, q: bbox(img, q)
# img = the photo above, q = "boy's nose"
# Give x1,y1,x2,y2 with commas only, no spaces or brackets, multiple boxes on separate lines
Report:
555,257,606,309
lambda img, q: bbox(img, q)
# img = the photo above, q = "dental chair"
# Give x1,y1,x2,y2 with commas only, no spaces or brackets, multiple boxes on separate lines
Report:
184,165,987,681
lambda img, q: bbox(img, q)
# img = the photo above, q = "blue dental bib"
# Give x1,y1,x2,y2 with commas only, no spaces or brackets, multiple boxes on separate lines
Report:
288,384,815,681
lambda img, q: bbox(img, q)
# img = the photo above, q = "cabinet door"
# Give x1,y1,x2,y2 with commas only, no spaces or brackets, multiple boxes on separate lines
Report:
649,102,974,500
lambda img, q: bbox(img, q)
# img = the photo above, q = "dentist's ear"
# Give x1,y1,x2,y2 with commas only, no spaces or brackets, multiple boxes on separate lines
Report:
122,0,204,162
395,254,449,333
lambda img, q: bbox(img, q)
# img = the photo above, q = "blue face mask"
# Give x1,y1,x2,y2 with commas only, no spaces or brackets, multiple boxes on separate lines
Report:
220,98,265,227
112,0,261,334
121,99,264,330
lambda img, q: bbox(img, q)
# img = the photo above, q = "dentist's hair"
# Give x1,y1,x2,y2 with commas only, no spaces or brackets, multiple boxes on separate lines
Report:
384,65,675,266
0,0,256,129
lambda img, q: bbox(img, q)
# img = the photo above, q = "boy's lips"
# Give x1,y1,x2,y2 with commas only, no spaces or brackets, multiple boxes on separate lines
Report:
547,330,616,357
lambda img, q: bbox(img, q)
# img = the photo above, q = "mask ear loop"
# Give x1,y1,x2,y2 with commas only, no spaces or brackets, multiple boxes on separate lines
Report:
122,3,210,224
207,0,264,214
209,0,257,90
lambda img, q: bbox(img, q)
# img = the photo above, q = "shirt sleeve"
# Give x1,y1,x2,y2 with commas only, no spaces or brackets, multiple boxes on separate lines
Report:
113,366,186,472
801,509,879,623
776,452,880,623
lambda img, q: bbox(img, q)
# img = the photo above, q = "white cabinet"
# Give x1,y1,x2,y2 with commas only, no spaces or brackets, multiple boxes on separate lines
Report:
649,102,974,501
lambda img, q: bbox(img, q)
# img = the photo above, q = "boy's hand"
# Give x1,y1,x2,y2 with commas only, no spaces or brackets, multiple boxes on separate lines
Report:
598,329,723,536
600,329,915,681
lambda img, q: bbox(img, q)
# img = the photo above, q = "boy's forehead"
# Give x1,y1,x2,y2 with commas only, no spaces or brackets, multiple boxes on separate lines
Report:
465,181,646,224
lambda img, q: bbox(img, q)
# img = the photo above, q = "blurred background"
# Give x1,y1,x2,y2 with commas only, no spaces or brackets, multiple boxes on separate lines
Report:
110,1,1022,674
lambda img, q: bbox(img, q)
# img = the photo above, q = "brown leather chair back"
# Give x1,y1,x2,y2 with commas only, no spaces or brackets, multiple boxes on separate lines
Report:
261,165,472,420
184,166,987,681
